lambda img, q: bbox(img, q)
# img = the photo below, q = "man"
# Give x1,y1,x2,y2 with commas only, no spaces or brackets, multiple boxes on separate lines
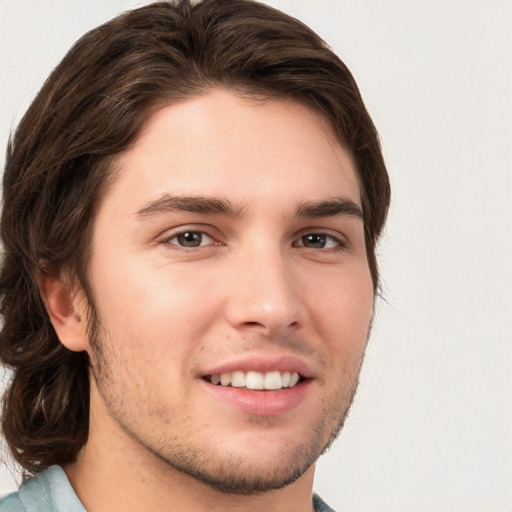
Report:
0,1,390,511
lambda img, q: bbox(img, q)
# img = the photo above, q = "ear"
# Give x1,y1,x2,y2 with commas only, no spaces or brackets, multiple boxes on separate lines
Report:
37,268,89,352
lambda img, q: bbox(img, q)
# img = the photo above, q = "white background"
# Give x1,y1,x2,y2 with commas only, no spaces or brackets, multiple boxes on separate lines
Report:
1,1,511,510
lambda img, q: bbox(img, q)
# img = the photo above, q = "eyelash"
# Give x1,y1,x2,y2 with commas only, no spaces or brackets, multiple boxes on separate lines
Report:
160,228,347,252
293,233,347,251
160,229,218,249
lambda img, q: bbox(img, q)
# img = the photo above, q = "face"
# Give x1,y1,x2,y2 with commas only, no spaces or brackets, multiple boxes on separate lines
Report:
80,89,373,493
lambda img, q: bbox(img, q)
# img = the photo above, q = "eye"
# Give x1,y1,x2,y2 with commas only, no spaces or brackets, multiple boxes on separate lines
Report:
295,233,344,250
165,231,215,248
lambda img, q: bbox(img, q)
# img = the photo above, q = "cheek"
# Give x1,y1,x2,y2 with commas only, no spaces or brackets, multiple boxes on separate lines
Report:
90,256,223,356
308,264,374,354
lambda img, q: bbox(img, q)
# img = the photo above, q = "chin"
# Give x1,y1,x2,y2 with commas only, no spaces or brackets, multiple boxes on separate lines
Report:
161,447,317,495
147,415,344,495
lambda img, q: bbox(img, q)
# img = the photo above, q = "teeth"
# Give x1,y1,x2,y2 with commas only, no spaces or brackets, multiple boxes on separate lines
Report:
209,370,301,390
246,371,264,390
220,373,231,386
231,371,246,388
264,371,282,390
289,372,300,387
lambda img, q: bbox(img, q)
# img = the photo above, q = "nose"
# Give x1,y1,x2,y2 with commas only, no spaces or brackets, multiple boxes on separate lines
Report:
223,246,308,336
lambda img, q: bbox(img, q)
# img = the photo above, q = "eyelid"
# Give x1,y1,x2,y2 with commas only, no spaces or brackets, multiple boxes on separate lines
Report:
158,225,221,246
293,229,349,250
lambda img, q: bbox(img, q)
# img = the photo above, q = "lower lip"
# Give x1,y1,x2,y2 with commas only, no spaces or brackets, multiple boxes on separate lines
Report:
201,379,312,416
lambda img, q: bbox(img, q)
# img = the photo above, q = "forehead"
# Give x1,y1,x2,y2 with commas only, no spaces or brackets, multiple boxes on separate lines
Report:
105,88,361,213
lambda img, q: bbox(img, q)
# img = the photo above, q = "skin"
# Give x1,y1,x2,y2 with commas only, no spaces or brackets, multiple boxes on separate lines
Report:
42,89,374,512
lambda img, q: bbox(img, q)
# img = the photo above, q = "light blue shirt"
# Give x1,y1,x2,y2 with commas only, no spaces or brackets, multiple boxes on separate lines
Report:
0,465,337,511
0,466,84,511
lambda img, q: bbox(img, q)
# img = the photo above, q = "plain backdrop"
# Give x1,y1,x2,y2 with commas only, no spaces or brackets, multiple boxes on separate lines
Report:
0,1,511,510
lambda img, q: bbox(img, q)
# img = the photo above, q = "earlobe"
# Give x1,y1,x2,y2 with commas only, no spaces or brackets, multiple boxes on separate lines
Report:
37,268,89,352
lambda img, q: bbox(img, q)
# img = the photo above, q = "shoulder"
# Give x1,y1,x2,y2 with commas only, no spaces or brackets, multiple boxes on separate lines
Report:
0,492,26,512
0,466,85,512
313,494,338,512
0,468,53,512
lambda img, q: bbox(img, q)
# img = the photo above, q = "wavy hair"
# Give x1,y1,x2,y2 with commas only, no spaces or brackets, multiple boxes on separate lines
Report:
0,0,390,474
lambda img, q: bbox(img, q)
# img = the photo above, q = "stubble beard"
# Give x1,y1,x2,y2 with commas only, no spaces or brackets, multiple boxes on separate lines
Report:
144,385,361,495
88,319,366,495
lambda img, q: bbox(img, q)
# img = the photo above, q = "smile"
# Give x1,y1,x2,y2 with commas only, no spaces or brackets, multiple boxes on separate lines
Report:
207,370,301,390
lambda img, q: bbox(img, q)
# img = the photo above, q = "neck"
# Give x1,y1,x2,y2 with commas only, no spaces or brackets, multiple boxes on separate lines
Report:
65,443,316,512
64,389,316,512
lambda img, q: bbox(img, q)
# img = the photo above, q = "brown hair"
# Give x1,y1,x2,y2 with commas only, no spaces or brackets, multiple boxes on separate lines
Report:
0,0,390,474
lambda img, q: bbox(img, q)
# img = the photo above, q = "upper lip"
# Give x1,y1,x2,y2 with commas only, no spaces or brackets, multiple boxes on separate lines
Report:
200,353,316,379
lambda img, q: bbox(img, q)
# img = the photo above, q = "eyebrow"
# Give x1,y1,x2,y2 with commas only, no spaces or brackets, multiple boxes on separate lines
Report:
136,194,363,220
136,195,244,218
296,197,364,220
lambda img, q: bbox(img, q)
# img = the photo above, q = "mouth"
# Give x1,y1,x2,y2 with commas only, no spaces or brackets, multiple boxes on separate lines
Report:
201,358,313,415
204,370,303,391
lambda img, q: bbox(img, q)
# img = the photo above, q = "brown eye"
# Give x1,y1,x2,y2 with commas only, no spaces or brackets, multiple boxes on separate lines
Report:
301,234,327,248
295,233,343,250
